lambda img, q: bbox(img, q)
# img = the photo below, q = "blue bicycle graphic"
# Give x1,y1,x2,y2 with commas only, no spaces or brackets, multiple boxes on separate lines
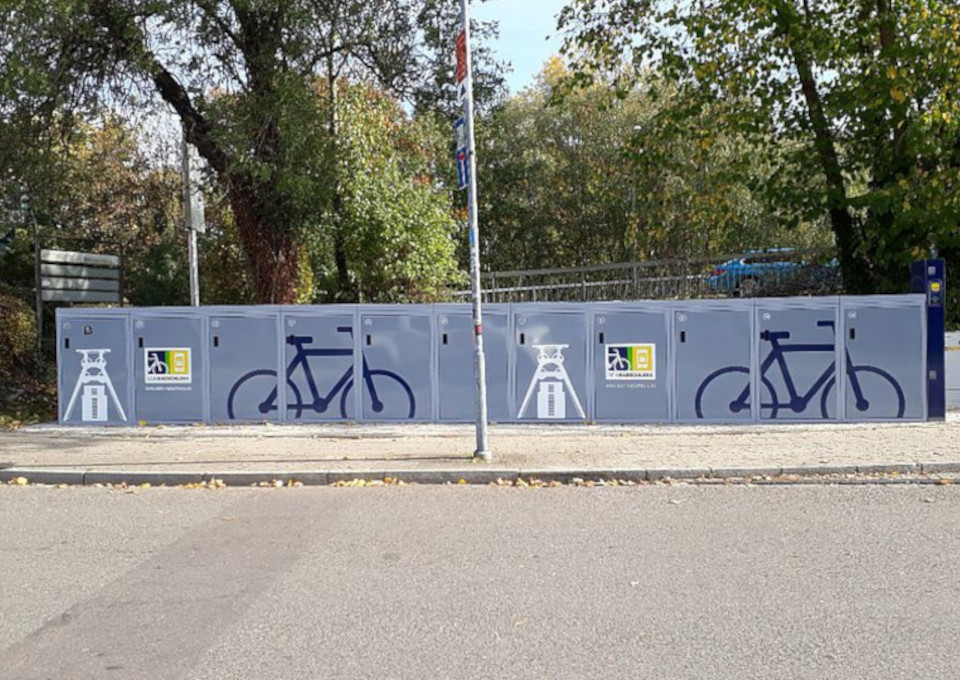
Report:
695,320,905,420
227,327,415,420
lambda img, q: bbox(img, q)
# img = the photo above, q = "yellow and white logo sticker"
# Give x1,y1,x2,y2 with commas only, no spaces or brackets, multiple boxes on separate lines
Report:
605,344,656,381
145,348,192,384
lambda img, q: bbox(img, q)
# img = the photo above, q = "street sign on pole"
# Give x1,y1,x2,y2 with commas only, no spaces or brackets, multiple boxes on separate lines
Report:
457,0,491,461
455,118,469,190
455,30,467,85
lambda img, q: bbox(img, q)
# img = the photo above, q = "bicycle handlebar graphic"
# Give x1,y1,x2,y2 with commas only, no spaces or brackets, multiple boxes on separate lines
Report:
287,326,355,347
762,320,836,343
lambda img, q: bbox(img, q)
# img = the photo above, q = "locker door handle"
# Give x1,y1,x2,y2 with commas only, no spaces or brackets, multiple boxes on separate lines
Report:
138,337,143,348
64,338,70,349
519,333,525,345
213,336,220,348
680,331,686,343
598,332,605,344
849,328,856,341
442,333,448,345
366,334,372,346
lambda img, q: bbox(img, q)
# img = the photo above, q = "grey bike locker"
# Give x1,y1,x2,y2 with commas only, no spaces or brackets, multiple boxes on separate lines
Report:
359,312,432,421
58,314,132,426
282,312,356,422
513,309,588,422
674,304,753,422
840,296,926,421
756,300,839,421
437,312,510,422
592,307,670,422
133,314,205,423
209,314,280,423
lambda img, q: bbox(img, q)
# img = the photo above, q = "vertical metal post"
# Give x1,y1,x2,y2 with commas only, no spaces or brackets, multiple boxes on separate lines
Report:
911,259,946,420
460,0,491,460
182,129,200,307
34,235,42,356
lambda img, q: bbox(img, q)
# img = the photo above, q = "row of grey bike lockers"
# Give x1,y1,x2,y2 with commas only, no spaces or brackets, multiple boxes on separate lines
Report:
56,296,929,426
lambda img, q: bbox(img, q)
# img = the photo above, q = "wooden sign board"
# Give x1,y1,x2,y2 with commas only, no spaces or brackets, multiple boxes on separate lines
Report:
41,249,120,268
38,248,122,304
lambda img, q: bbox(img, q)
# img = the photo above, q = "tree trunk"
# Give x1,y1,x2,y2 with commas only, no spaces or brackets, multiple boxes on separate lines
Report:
228,180,299,304
327,54,353,301
91,1,302,304
775,0,873,294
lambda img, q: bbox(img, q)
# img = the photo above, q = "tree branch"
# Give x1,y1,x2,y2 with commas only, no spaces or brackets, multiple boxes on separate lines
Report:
88,0,230,175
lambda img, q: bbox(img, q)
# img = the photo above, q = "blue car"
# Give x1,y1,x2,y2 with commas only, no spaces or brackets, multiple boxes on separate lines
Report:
705,248,837,297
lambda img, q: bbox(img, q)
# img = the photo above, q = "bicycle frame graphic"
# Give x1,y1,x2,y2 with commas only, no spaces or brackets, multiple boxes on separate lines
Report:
608,352,630,372
695,320,905,420
227,326,415,420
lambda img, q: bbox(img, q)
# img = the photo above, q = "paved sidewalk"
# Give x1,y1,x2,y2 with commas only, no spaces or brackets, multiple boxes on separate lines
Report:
1,415,958,484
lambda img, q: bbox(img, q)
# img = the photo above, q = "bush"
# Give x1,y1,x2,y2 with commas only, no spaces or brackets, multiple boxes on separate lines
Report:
0,291,36,375
0,290,57,427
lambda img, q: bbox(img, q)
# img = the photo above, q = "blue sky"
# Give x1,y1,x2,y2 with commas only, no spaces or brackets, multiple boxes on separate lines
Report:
472,0,569,93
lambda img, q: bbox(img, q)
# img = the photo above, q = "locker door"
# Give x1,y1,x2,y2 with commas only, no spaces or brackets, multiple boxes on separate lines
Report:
134,316,204,423
513,312,587,422
675,309,752,422
359,314,431,421
438,313,509,422
282,315,355,421
59,317,131,426
840,303,924,421
756,305,839,421
594,311,669,422
210,316,279,423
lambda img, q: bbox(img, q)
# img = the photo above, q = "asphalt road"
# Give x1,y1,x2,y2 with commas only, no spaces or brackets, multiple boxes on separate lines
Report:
1,484,958,679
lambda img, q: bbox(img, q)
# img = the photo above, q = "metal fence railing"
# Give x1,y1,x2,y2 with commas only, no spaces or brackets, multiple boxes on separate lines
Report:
452,249,842,303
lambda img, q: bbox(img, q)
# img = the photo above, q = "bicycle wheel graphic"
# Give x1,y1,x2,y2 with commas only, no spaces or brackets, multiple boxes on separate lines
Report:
695,367,780,420
227,370,304,420
820,366,905,420
340,370,416,419
609,357,630,372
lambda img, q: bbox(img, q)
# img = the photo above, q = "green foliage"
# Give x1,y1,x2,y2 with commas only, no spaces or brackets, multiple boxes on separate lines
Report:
309,84,462,302
196,193,257,305
560,0,960,306
413,0,507,118
476,58,830,272
0,290,56,428
124,232,191,307
0,0,504,303
206,74,334,244
0,291,35,375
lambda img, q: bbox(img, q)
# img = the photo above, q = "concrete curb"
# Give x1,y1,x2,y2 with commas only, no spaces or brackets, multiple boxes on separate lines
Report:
2,462,959,487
